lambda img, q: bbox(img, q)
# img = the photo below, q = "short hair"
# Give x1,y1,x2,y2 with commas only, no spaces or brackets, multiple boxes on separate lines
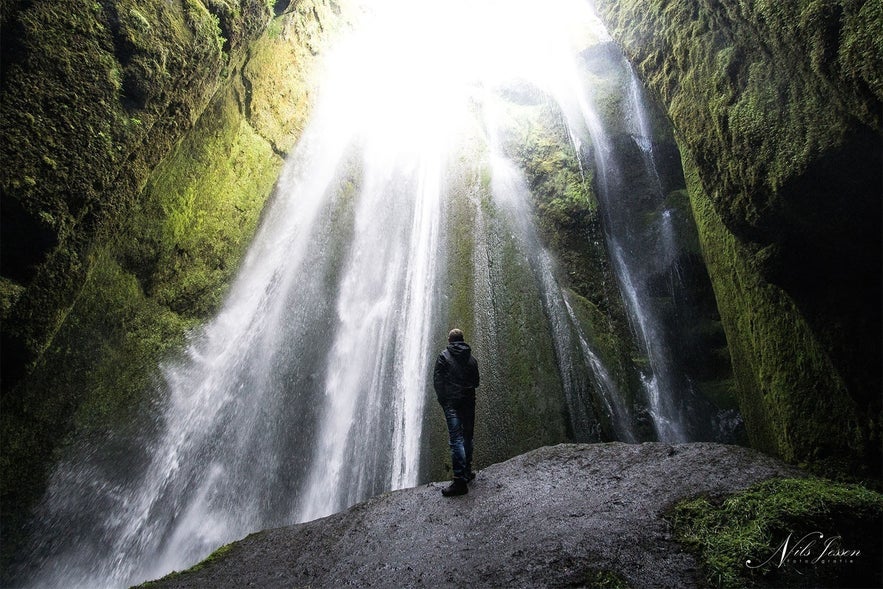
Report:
448,328,464,343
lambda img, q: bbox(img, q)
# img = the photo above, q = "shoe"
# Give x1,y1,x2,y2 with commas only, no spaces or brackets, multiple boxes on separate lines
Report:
441,478,468,497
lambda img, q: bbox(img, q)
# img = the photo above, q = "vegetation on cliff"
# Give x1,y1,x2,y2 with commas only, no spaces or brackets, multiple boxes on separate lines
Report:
593,0,882,479
0,0,258,388
0,0,349,576
672,477,883,588
496,91,650,438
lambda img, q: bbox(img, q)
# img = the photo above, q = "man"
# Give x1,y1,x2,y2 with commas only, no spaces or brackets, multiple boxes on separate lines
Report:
433,328,480,497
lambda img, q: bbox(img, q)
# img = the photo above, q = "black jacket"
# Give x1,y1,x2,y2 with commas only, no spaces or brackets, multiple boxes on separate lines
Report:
433,341,480,404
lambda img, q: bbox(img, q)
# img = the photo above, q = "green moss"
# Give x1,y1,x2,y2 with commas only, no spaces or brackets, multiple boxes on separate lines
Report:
0,248,195,574
593,0,882,478
493,93,650,437
694,378,740,412
596,0,881,227
502,100,598,226
664,189,702,255
244,2,352,153
135,541,236,587
478,193,568,458
0,278,26,320
24,249,193,429
444,152,480,337
682,152,865,477
123,85,280,317
671,477,883,589
0,0,245,388
184,0,226,56
582,569,631,589
563,288,644,415
0,1,347,576
500,99,603,318
839,1,883,100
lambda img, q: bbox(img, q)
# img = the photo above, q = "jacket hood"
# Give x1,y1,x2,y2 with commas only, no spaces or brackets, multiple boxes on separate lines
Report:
447,341,472,359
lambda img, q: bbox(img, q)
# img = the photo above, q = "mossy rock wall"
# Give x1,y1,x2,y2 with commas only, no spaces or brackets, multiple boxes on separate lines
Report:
1,0,261,387
497,89,650,438
422,137,572,483
593,0,882,478
0,0,349,576
421,89,650,479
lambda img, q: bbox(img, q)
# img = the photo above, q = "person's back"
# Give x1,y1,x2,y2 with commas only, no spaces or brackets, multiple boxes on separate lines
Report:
435,339,479,402
433,329,480,497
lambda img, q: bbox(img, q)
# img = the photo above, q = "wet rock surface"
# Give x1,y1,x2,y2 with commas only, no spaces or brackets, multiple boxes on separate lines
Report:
144,443,803,588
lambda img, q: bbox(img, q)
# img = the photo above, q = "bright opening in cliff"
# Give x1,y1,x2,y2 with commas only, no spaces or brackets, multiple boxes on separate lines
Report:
317,0,610,161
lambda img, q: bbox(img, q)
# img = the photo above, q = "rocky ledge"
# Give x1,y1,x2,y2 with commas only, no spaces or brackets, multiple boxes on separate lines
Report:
141,442,812,588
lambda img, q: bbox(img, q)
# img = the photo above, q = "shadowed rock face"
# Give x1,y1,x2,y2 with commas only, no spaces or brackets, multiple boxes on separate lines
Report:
144,443,802,589
592,0,882,479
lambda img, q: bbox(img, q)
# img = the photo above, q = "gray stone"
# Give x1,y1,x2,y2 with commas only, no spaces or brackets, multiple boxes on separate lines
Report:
143,442,803,588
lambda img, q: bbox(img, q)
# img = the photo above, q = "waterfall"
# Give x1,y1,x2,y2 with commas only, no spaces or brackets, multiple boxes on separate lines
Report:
294,144,444,522
487,152,637,442
568,48,736,442
15,2,731,587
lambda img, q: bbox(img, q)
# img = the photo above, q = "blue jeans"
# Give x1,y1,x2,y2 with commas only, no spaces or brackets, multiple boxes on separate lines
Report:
442,396,475,480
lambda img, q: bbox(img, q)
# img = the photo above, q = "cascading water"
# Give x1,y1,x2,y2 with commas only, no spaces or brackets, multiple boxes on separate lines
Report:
564,43,692,442
487,152,637,442
15,2,737,587
571,43,740,442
